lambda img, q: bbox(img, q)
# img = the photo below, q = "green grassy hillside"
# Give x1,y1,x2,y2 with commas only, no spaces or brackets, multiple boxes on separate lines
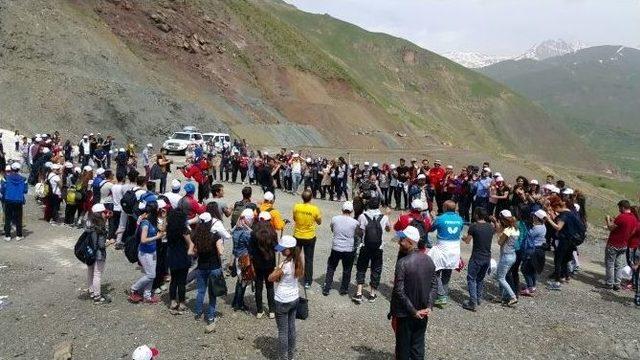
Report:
481,46,640,177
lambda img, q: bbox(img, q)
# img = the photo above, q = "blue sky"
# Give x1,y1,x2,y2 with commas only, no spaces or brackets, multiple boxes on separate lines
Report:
284,0,640,56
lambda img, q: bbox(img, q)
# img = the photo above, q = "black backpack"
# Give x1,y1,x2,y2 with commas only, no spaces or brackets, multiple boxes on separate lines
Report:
231,201,259,228
409,216,432,248
566,212,586,247
363,214,383,250
120,189,138,215
74,231,97,266
124,226,141,263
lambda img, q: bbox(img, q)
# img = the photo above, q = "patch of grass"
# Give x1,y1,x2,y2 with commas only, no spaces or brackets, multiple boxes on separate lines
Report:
576,174,637,200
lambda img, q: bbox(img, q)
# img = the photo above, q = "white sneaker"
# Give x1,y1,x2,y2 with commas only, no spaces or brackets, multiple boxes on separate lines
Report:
256,311,266,319
3,236,11,242
269,312,275,319
15,236,23,241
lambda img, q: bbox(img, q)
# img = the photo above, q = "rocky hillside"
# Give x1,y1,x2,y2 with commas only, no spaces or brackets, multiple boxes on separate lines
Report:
0,0,594,167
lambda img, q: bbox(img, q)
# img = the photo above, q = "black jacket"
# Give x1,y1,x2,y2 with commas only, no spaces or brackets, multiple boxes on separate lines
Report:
390,251,437,318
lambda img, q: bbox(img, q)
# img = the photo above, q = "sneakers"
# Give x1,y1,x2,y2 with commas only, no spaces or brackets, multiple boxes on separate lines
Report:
303,283,311,290
367,293,378,303
127,292,143,303
520,288,534,297
612,284,621,292
93,295,111,304
546,281,562,291
352,294,363,304
144,295,160,304
462,300,476,312
269,312,275,319
3,236,10,242
504,298,518,307
15,236,23,241
434,296,448,308
256,311,266,319
322,288,330,296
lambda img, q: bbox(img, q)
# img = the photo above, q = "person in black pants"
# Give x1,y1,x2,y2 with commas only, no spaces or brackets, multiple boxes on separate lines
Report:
165,209,192,314
250,217,278,318
390,226,437,360
2,162,27,240
323,201,361,296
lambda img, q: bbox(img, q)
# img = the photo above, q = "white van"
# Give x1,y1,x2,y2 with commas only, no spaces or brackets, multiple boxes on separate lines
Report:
202,132,231,151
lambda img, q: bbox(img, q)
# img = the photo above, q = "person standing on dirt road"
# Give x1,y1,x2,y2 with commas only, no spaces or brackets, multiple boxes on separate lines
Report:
85,203,114,304
2,162,27,241
292,190,322,289
323,201,361,296
604,200,636,290
128,202,164,304
142,143,152,180
389,225,436,360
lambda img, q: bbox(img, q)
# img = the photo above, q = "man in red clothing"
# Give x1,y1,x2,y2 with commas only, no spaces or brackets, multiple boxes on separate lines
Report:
394,199,432,250
181,150,210,202
604,200,636,290
177,182,206,225
428,160,446,214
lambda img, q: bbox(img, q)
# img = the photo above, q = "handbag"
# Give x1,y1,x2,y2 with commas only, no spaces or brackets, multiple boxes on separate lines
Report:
296,286,309,320
208,271,227,297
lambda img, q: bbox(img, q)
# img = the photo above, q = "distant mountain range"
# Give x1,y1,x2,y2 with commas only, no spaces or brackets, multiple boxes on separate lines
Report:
480,45,640,177
444,39,586,68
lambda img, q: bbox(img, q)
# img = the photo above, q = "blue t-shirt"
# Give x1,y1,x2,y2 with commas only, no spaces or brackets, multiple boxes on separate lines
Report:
138,219,158,253
431,212,464,241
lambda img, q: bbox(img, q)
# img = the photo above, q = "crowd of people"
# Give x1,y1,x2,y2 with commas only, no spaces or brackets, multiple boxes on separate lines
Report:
1,129,639,360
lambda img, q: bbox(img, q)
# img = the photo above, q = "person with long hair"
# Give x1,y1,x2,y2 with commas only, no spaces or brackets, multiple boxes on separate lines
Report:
77,167,94,228
85,204,114,304
269,235,304,360
250,213,278,318
166,209,193,315
128,202,164,303
231,208,255,311
494,209,520,307
192,212,224,325
521,210,548,297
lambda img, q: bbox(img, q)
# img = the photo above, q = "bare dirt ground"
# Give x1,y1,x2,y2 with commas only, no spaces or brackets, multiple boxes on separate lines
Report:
0,159,639,359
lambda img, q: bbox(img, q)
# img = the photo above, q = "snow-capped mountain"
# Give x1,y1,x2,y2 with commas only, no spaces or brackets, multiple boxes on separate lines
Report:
514,39,586,61
442,51,510,68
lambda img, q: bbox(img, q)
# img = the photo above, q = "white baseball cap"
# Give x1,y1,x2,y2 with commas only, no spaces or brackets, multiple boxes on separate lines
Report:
5,165,11,172
64,161,73,168
258,211,272,221
364,161,370,166
495,176,504,182
372,163,379,167
263,192,274,202
434,159,442,164
131,345,159,360
500,209,513,218
171,179,181,190
74,166,81,173
10,162,21,170
240,208,255,219
530,179,539,185
342,201,354,212
119,148,125,152
82,135,88,139
96,168,105,175
494,172,502,177
42,147,50,154
199,212,212,223
417,174,426,180
156,199,167,209
411,199,425,211
446,165,453,170
293,153,299,158
35,137,42,142
275,235,297,252
483,167,491,173
533,209,547,220
306,157,312,163
91,203,106,213
147,143,153,148
390,164,396,169
51,164,62,170
83,165,92,172
401,226,421,243
562,188,574,195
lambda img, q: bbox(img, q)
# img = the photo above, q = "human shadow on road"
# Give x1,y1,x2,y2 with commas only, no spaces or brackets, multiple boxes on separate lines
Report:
313,274,357,296
254,335,278,360
351,345,393,360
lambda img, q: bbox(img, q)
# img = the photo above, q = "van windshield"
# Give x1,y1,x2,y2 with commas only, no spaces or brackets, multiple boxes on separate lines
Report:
171,133,191,140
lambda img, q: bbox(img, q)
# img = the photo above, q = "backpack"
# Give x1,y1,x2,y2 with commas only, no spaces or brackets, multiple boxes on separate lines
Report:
65,185,82,205
566,213,586,247
124,226,141,263
92,179,106,204
74,231,97,266
35,181,50,199
230,201,250,228
363,214,384,249
120,189,138,215
409,215,432,248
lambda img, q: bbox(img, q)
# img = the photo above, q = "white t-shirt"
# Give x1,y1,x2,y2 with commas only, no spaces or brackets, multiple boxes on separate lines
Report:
331,214,360,252
47,173,62,196
111,183,125,211
100,181,114,204
210,218,232,243
275,260,299,303
358,209,390,250
291,161,302,174
163,191,182,209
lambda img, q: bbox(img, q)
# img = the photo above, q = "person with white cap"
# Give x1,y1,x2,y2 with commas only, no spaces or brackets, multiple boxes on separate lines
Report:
163,179,183,209
131,345,159,360
393,198,432,251
231,208,255,311
190,211,223,324
2,161,27,241
268,235,304,360
250,211,278,319
142,143,153,179
389,226,437,360
290,153,303,195
322,201,361,296
489,175,510,217
46,163,63,225
408,173,432,214
494,209,520,306
520,209,548,297
85,203,114,304
128,202,164,304
79,135,91,167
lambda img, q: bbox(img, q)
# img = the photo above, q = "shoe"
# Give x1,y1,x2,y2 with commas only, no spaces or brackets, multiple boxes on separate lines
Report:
160,284,168,291
612,284,621,291
634,297,640,306
304,283,311,289
3,236,10,242
506,298,518,307
256,311,266,319
339,290,348,296
269,312,275,319
194,313,202,321
144,295,160,304
322,289,330,296
462,300,476,312
368,293,378,303
153,288,163,295
433,296,448,308
520,288,533,297
127,292,143,303
206,317,216,326
546,281,562,291
352,294,363,304
93,295,111,304
114,243,124,250
15,236,23,241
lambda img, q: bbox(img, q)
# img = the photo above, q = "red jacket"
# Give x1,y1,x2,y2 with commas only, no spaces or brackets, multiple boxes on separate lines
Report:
629,221,640,249
182,159,209,185
428,167,446,192
181,194,206,220
393,211,432,233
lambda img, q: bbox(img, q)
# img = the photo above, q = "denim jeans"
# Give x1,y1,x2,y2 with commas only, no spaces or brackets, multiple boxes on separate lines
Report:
195,268,222,320
292,173,302,194
437,269,453,297
466,258,490,305
132,251,156,299
232,277,248,310
275,299,299,360
605,246,627,286
496,252,516,300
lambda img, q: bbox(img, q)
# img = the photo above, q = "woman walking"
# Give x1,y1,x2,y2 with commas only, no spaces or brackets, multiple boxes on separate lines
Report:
128,202,164,304
251,213,278,319
269,235,304,360
166,209,193,315
85,203,114,304
231,208,255,311
495,209,520,307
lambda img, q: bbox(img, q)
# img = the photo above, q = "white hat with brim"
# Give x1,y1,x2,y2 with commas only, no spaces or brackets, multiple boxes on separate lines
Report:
51,164,62,170
417,174,426,180
530,179,539,185
400,226,420,243
199,212,212,223
96,168,105,175
10,162,21,170
258,211,272,221
171,179,181,190
411,199,425,211
83,165,92,172
132,345,159,360
533,209,547,220
91,203,106,213
342,201,354,212
275,235,297,252
264,192,274,202
500,209,513,218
